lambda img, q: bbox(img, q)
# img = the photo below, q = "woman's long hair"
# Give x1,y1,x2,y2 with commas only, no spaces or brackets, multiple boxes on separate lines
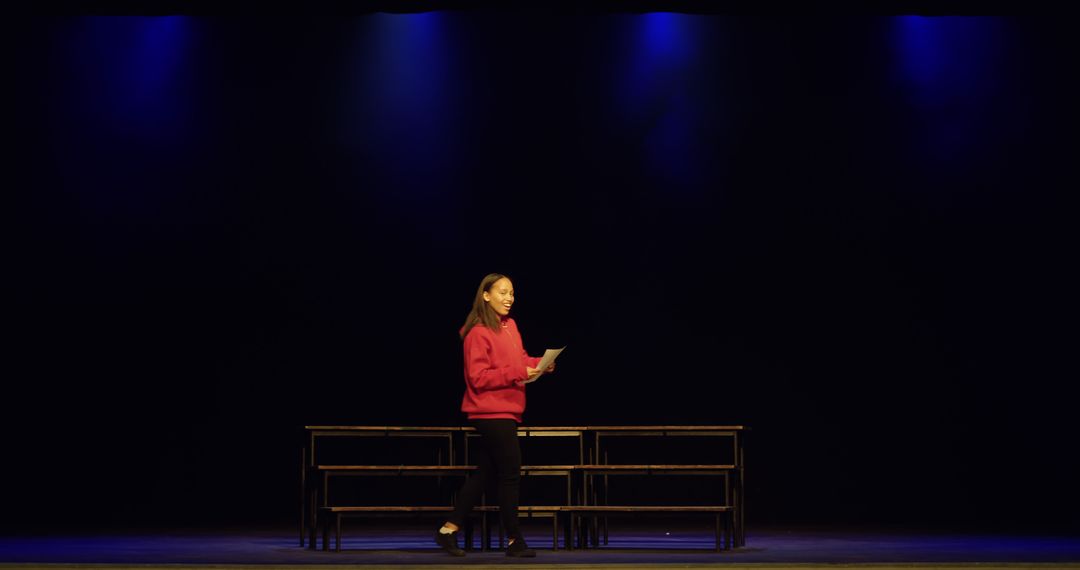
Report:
460,273,509,340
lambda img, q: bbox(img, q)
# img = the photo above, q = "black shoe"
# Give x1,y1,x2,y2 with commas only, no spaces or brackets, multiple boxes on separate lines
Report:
506,538,536,558
434,529,465,556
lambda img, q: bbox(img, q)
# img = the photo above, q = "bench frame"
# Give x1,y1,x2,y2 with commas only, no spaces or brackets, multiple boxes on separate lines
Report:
302,425,748,552
318,505,570,552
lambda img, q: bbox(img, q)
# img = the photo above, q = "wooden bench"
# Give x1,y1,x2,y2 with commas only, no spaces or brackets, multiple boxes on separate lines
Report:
577,464,736,547
311,464,579,550
589,426,748,548
307,466,473,549
302,427,461,548
302,426,749,551
318,505,569,552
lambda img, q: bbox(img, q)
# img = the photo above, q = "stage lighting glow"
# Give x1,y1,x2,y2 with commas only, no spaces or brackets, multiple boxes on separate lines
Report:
64,16,194,140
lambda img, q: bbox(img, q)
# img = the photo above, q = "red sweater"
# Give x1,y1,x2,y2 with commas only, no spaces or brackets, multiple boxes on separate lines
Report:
460,316,542,423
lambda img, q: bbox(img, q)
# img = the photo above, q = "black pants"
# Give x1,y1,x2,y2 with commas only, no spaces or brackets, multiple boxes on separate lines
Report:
449,419,522,540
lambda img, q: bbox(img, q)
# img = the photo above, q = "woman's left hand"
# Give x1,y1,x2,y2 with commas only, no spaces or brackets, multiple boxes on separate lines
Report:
545,363,556,373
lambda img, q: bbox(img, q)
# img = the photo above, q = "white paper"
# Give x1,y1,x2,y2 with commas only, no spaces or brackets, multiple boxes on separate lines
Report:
523,346,566,384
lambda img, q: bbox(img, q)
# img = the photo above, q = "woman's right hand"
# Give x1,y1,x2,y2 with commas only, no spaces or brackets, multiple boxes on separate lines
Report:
526,367,541,380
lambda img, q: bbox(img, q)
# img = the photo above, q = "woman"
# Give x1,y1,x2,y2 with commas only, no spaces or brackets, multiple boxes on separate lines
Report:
434,273,553,557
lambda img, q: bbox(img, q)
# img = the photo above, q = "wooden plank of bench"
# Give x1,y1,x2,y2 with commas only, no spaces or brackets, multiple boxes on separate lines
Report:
316,465,476,471
520,465,579,472
563,506,732,512
477,506,565,512
462,426,591,431
587,425,747,429
321,505,569,513
314,464,733,474
316,465,579,476
315,464,733,471
323,506,453,512
579,464,736,468
306,425,747,431
577,464,736,473
305,426,465,431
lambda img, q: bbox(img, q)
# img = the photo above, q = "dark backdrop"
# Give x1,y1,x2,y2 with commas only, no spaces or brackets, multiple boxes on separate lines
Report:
8,12,1078,531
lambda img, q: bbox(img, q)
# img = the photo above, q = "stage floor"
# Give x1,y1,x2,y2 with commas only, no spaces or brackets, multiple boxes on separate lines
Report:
2,524,1079,568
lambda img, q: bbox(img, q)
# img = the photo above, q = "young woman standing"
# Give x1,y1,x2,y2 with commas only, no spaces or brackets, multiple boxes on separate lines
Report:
434,273,554,557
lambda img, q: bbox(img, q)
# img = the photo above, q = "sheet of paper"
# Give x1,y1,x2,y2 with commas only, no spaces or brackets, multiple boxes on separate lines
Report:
524,346,566,384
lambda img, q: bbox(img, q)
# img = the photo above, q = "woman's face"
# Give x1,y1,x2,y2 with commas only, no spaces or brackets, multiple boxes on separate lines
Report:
483,277,514,317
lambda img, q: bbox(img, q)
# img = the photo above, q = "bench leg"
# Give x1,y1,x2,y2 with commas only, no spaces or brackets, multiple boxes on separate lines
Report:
335,513,342,552
563,512,572,551
576,513,586,550
497,515,503,549
726,511,733,550
582,514,590,549
569,513,576,550
715,514,721,552
308,507,317,550
307,484,319,550
321,512,329,551
299,449,306,548
482,511,489,552
552,513,558,551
